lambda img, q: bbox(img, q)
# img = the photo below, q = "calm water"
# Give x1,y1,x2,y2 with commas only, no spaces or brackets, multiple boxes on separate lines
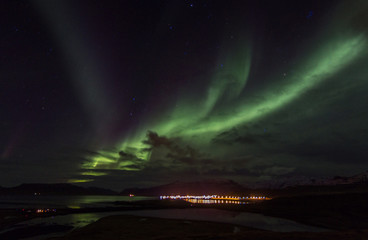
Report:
0,195,155,209
1,208,329,240
120,208,328,232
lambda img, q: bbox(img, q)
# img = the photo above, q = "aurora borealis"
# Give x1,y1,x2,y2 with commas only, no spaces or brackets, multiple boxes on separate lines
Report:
1,0,368,190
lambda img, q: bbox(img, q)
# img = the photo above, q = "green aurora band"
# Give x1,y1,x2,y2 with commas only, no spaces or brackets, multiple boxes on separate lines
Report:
34,0,368,180
84,34,366,175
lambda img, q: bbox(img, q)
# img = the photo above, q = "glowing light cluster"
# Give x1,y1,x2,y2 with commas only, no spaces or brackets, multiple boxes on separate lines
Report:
159,195,270,201
160,195,218,200
187,199,248,204
36,208,56,214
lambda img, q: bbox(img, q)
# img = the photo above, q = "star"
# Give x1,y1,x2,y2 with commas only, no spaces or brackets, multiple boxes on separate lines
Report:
306,11,314,19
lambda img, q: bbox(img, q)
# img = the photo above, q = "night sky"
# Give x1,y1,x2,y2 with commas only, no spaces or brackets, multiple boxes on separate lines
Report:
1,0,368,190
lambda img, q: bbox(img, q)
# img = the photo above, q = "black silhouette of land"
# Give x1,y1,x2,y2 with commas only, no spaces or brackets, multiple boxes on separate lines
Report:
1,174,368,239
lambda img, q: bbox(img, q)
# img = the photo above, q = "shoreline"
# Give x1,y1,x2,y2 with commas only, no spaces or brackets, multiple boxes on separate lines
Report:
49,214,368,240
0,195,364,232
0,199,191,231
1,193,368,239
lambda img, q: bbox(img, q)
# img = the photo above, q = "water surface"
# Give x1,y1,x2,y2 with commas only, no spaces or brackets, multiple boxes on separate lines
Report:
0,195,154,209
2,208,329,240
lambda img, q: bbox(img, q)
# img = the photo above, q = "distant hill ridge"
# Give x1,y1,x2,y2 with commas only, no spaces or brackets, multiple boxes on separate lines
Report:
0,183,117,195
121,179,250,196
2,171,368,196
122,171,368,197
256,170,368,189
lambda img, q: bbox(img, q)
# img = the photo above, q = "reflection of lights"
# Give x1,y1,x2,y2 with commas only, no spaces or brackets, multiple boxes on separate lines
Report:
67,205,81,209
185,199,258,205
159,194,271,204
67,179,94,183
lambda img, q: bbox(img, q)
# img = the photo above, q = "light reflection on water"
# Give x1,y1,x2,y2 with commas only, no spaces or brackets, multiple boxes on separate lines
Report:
23,208,328,234
0,195,155,208
15,212,115,240
3,207,329,240
119,208,329,232
25,212,103,229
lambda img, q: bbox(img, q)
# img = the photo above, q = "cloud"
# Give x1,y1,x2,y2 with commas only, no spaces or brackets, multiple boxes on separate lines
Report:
263,166,295,176
143,131,205,164
143,131,174,148
211,126,276,145
118,150,145,170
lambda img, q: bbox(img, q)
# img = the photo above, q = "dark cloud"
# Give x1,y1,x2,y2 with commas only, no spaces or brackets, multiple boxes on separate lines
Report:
143,131,173,149
144,131,205,165
118,150,138,160
140,131,241,177
118,150,145,170
212,127,276,145
261,166,296,176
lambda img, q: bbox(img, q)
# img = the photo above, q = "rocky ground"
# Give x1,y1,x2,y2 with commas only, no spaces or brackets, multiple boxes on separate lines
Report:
49,215,368,240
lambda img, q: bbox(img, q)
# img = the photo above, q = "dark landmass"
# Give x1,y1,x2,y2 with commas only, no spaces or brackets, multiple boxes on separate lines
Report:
0,224,73,240
121,178,368,200
119,190,368,231
0,183,117,196
254,182,368,198
121,170,368,197
0,199,189,231
121,179,249,196
49,215,368,240
1,190,368,239
2,189,368,233
2,172,368,239
2,170,367,197
257,171,368,189
121,185,368,231
226,192,368,230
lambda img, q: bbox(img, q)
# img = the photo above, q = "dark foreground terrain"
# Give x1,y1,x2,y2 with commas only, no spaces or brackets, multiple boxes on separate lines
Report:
50,191,368,239
50,215,368,240
244,192,368,230
1,190,368,239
